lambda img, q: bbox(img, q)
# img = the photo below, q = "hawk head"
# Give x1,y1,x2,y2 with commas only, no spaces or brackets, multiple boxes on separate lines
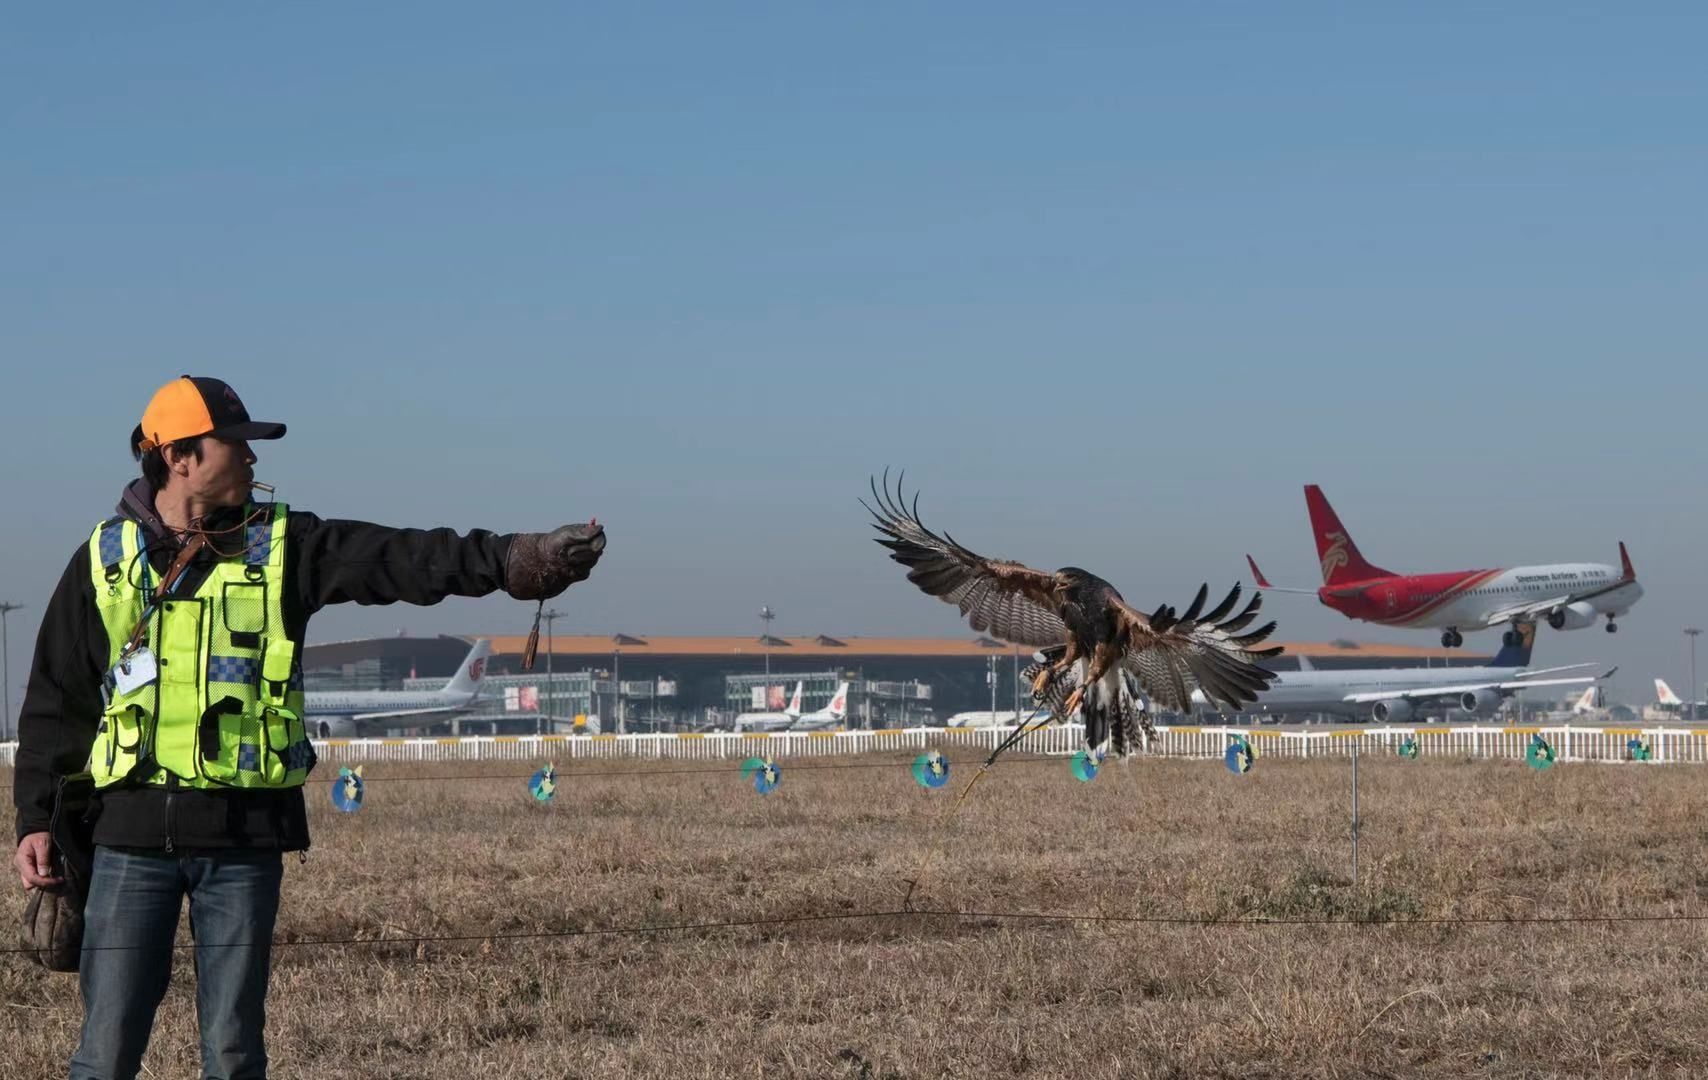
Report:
1053,566,1095,591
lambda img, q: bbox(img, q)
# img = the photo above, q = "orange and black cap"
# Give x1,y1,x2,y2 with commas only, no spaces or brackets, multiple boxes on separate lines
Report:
130,376,286,454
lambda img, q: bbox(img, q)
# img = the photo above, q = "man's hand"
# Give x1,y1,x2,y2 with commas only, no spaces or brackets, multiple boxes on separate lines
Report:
505,523,607,601
16,833,62,890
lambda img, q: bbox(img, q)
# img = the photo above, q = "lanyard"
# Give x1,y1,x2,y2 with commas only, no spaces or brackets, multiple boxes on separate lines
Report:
120,533,207,659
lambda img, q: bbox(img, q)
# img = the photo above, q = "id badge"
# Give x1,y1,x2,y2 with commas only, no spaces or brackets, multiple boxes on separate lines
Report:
111,648,159,695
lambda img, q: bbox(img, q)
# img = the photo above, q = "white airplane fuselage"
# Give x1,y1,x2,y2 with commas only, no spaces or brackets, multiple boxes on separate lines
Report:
731,712,797,733
305,639,491,737
305,687,478,718
1188,661,1578,723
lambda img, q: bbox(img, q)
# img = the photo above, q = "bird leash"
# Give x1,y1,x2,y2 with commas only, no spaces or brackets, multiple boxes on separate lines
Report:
900,701,1055,912
521,602,545,672
519,518,596,673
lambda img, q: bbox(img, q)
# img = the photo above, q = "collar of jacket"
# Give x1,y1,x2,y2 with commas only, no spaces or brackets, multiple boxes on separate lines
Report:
115,478,248,551
116,478,176,551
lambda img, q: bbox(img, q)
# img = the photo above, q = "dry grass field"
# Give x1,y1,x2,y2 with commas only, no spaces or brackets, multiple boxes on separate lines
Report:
5,751,1708,1079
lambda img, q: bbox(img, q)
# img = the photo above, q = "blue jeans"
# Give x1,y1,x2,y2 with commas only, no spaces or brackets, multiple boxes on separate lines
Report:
69,846,284,1080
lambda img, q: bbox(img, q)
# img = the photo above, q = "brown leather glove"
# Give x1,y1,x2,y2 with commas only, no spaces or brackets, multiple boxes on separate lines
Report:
21,885,82,972
505,523,607,601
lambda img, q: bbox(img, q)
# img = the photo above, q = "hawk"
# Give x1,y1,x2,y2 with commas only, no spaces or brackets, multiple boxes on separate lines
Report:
864,474,1282,753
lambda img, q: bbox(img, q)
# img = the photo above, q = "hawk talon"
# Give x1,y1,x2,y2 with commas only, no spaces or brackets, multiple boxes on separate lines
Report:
1062,686,1085,716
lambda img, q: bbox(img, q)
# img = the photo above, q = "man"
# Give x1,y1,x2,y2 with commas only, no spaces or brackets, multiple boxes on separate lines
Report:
12,375,605,1080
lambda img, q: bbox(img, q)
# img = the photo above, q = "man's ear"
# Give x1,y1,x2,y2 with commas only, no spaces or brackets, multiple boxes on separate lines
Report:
161,444,195,480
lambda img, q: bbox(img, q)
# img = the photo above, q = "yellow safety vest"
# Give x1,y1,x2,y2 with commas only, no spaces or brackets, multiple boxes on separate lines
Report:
86,502,316,791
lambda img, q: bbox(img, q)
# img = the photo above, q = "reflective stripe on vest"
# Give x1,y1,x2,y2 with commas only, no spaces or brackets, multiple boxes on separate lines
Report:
86,502,316,791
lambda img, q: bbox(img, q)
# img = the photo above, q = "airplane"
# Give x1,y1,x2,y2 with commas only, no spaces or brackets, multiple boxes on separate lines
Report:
788,681,851,731
1183,624,1611,723
1535,684,1604,723
305,638,492,738
1653,679,1704,719
1570,685,1602,717
1247,484,1643,649
732,682,804,733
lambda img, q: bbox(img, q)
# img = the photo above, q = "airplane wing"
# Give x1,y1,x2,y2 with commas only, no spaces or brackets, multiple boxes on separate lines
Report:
1245,555,1319,595
1479,595,1576,627
1508,663,1600,679
347,706,464,722
1344,674,1604,705
789,717,842,732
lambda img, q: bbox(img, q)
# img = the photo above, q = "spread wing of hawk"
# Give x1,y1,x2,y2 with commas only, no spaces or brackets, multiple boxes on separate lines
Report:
864,473,1283,740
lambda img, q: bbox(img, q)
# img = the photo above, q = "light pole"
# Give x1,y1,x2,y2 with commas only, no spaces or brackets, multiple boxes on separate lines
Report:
540,608,563,734
1013,646,1021,722
1687,628,1702,724
759,605,775,708
613,643,623,734
0,602,22,741
857,665,866,729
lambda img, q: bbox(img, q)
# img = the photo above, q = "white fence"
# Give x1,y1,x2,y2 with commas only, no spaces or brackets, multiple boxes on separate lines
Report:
5,724,1691,768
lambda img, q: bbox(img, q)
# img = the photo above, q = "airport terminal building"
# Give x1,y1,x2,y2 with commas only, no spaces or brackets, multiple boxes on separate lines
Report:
304,632,1476,733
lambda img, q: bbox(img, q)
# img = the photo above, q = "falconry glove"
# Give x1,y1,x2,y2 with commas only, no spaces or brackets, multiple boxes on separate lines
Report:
20,773,94,972
506,523,606,601
21,885,82,972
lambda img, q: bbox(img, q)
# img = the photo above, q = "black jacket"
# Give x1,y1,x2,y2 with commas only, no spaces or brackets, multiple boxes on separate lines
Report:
13,480,515,852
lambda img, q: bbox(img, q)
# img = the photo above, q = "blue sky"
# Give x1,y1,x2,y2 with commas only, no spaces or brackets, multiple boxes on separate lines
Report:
3,4,1705,708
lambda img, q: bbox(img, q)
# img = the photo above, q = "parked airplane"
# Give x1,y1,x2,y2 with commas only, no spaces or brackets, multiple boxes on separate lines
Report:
305,638,492,738
732,682,804,733
789,681,851,731
1184,625,1610,723
1536,685,1605,723
1247,484,1643,648
1570,685,1602,716
1652,679,1704,719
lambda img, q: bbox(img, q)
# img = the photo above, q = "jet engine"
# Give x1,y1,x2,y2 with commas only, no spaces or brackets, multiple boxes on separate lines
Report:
1372,699,1413,724
1457,688,1504,716
1547,602,1598,631
314,716,357,739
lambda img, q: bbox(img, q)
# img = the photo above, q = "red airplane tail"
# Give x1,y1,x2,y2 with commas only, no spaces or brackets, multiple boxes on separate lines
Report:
1303,485,1393,586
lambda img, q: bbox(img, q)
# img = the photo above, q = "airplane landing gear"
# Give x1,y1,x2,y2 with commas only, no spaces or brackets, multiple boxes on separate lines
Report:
1441,629,1464,648
1606,619,1619,634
